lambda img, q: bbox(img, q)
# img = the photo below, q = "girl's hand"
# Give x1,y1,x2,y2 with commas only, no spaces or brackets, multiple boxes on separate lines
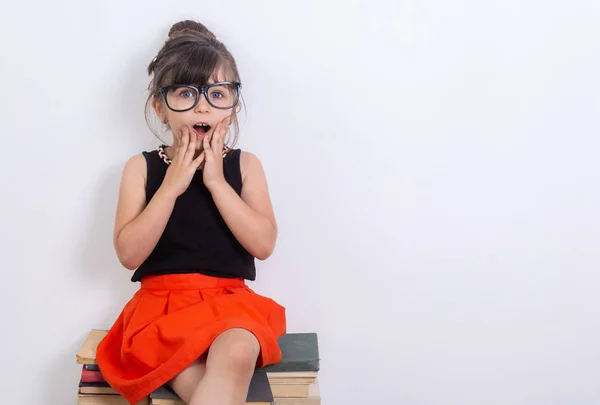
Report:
160,125,205,198
202,118,229,191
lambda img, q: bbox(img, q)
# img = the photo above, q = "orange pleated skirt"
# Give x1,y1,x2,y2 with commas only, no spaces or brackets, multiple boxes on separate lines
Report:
96,273,286,405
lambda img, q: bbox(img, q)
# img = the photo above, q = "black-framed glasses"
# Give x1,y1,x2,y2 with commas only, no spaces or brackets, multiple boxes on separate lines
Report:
159,82,241,112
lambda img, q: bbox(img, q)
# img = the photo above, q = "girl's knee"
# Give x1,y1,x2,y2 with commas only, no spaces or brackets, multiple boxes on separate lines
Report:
213,329,260,371
228,336,259,365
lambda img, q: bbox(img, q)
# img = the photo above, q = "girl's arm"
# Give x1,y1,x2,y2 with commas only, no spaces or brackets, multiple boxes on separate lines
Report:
207,151,278,260
112,155,177,270
113,128,204,270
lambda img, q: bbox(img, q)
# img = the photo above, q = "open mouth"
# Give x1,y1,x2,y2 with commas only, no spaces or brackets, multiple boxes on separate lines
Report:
193,123,211,136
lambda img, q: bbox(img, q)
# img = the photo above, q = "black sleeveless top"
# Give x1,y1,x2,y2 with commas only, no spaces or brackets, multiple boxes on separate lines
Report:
130,149,256,282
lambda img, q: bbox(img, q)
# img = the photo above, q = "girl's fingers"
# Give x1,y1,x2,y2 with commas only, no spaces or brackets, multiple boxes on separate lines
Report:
193,151,205,169
176,126,189,162
203,131,213,156
185,126,196,161
212,120,227,154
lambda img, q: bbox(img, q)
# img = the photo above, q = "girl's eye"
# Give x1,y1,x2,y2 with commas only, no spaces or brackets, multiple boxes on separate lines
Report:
211,91,223,99
179,90,194,98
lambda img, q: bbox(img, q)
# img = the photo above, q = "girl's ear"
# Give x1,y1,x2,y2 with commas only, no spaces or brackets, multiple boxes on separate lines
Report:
152,98,168,124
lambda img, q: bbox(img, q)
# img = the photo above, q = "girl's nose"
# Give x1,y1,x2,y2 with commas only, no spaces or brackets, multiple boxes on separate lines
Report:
195,92,211,112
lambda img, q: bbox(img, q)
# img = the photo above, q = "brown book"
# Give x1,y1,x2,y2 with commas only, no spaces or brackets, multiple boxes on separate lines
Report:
271,379,320,398
76,330,107,365
77,394,149,405
268,377,316,384
274,397,321,405
267,372,318,379
271,384,308,398
79,386,118,395
273,382,321,405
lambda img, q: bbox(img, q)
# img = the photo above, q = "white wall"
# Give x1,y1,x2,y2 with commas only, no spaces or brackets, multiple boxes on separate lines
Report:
1,0,599,404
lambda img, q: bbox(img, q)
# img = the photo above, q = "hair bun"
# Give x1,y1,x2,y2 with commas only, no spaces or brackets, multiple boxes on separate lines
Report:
168,20,216,40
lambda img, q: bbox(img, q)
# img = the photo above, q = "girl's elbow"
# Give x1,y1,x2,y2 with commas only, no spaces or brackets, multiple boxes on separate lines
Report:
117,254,140,270
115,246,141,270
255,254,270,261
254,240,276,260
121,260,139,271
255,251,271,261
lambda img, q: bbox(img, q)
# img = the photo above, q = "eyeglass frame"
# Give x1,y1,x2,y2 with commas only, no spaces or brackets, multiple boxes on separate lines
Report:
159,81,242,112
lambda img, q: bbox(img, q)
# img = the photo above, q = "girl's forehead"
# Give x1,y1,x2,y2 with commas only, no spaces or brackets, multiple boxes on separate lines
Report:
165,63,234,87
207,66,234,84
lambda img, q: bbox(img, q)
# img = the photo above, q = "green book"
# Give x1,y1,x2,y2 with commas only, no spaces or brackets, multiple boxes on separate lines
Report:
262,333,320,372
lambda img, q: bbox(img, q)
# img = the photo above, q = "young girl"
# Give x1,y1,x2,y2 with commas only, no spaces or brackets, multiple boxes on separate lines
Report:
96,20,286,405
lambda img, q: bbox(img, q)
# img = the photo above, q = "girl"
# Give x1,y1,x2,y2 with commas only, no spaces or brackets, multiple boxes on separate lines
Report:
96,20,286,405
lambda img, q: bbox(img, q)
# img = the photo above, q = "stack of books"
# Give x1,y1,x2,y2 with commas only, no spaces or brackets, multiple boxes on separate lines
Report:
75,329,148,404
76,330,321,405
261,333,321,405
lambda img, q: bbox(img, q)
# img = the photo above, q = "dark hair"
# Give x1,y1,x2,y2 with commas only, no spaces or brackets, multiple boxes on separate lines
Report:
145,20,243,147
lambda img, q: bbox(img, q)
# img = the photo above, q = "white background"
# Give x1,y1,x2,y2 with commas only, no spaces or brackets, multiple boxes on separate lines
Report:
1,0,599,404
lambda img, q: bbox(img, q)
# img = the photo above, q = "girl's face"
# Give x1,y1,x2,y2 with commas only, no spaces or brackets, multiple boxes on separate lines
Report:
153,69,237,151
